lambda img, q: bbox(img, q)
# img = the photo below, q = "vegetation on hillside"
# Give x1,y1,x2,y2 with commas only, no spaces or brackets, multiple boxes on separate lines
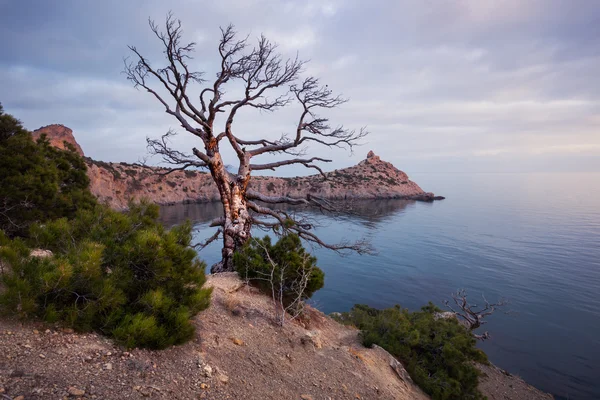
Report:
0,202,212,349
0,103,96,237
333,303,488,400
0,104,211,349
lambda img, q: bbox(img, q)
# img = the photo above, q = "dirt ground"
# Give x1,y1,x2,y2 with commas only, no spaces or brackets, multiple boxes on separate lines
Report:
0,273,552,400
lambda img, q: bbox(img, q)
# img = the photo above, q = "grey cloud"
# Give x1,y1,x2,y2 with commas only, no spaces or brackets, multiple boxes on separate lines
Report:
0,0,598,173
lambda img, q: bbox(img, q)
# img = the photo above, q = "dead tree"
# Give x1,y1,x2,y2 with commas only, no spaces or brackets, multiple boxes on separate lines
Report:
125,14,368,272
444,289,508,340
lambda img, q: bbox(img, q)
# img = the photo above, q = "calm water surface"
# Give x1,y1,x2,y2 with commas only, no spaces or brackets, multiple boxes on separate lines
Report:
159,173,600,400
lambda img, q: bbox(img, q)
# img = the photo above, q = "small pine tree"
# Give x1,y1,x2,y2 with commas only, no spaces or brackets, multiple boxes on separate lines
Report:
0,202,212,349
234,234,324,322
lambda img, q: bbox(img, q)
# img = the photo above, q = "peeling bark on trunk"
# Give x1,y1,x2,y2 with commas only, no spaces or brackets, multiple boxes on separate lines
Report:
209,152,252,273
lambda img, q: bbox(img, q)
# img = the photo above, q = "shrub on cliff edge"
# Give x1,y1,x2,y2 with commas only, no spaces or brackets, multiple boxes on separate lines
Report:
333,303,487,400
234,234,324,323
0,202,212,349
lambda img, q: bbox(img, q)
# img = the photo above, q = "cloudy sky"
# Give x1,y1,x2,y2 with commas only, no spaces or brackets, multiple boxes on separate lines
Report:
1,0,599,174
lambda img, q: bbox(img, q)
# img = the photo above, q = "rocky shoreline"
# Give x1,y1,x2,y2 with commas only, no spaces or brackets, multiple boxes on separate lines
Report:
33,125,444,210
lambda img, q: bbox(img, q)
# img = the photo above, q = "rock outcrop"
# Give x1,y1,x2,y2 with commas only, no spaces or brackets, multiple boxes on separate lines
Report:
32,125,84,156
36,125,444,209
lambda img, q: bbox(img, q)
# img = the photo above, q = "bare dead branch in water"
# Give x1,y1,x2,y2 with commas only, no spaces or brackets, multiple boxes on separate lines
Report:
444,289,509,340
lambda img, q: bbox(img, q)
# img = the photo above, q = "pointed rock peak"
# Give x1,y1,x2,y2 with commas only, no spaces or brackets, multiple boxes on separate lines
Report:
32,124,84,157
365,150,381,162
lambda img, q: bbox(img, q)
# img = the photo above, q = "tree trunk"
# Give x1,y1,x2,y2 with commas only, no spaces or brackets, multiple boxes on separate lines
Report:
209,151,252,273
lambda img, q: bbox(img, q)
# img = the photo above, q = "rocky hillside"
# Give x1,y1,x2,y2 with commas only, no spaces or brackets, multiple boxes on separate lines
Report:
0,273,552,400
33,125,443,210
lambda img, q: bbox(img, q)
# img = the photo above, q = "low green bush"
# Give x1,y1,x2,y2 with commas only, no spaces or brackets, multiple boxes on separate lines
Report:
333,303,488,400
0,202,212,349
234,234,324,310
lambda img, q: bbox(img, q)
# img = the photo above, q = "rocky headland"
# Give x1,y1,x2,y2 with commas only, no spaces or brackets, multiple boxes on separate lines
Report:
33,125,444,210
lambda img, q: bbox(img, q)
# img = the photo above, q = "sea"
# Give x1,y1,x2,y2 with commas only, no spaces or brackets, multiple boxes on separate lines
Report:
158,172,600,400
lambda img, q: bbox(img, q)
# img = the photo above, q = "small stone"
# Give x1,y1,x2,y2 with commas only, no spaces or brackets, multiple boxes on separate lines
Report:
203,365,212,378
301,331,322,349
33,329,40,334
0,387,5,393
200,383,209,389
45,329,50,333
301,395,314,400
63,328,74,334
39,353,46,359
232,338,244,346
106,351,112,356
68,386,85,396
218,374,229,384
14,396,25,400
104,363,113,370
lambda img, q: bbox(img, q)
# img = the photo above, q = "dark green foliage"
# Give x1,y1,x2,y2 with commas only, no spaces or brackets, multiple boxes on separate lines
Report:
0,105,96,237
0,103,28,141
234,234,324,308
0,202,212,349
334,303,488,400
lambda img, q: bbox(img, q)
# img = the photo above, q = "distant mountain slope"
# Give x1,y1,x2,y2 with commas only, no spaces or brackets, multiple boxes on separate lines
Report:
33,125,444,209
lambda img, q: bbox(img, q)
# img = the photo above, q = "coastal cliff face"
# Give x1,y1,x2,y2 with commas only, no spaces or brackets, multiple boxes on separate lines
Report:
34,125,442,209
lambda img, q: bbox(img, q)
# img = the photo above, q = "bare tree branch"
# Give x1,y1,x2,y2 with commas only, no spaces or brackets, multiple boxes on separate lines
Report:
444,289,509,341
192,229,222,251
146,129,208,174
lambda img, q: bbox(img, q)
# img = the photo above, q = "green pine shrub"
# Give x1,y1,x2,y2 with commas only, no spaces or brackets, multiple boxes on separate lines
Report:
0,202,212,349
234,234,324,309
0,104,96,237
333,303,488,400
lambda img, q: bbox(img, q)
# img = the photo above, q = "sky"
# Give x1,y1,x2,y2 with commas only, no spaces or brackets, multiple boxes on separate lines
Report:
1,0,599,174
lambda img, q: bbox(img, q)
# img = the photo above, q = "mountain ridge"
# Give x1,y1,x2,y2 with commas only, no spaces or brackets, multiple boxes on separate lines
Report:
33,125,444,209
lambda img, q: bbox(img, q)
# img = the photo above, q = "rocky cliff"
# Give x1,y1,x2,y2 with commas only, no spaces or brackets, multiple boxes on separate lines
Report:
33,125,443,209
33,125,85,156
